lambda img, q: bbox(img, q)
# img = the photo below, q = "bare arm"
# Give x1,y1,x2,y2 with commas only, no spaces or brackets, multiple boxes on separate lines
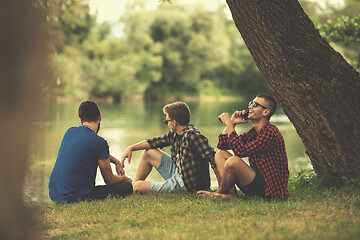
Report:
110,155,125,175
219,110,249,135
120,140,151,168
219,113,236,135
98,158,132,185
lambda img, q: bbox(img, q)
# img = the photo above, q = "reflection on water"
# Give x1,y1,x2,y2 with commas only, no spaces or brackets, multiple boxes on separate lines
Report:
24,100,311,203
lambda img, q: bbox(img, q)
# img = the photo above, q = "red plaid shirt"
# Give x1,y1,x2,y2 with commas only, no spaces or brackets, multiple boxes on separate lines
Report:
217,122,289,200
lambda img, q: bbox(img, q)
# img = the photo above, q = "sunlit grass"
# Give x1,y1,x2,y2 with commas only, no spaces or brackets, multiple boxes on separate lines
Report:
34,171,360,240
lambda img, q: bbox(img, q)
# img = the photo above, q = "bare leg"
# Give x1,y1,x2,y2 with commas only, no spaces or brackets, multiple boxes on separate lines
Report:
134,149,163,182
133,149,163,194
214,150,238,195
216,156,255,198
198,150,237,197
213,150,232,184
133,181,151,194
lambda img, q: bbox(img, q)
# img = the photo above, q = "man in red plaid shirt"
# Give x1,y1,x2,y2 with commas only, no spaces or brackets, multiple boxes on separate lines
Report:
198,94,289,200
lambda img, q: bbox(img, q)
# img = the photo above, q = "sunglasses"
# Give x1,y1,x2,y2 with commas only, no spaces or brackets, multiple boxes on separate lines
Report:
248,101,268,109
163,119,174,125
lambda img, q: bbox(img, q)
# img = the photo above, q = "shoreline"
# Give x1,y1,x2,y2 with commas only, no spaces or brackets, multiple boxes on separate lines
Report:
46,94,244,104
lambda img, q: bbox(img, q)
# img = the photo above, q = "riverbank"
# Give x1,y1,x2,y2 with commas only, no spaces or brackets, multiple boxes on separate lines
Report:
46,94,244,104
32,172,360,240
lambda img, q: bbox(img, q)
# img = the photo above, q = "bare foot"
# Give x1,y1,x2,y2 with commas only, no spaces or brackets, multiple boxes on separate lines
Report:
197,190,216,198
197,191,238,200
214,193,238,199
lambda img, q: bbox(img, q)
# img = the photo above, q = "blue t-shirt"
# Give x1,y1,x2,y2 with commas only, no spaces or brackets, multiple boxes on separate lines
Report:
49,125,109,203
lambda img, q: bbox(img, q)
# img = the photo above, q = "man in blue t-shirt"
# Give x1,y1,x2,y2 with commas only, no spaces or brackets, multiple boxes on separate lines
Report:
49,101,133,203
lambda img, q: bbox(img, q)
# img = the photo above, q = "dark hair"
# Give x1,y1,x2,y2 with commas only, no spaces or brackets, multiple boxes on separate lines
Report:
163,101,190,126
78,101,100,122
256,93,277,118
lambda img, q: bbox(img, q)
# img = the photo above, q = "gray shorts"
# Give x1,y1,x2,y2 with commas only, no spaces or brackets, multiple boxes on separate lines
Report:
149,153,186,193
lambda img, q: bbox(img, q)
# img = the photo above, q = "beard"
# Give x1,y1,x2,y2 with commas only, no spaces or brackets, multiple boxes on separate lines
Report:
96,122,100,134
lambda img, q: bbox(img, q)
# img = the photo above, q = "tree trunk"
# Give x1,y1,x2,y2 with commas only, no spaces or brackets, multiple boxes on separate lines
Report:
226,0,360,184
0,1,47,239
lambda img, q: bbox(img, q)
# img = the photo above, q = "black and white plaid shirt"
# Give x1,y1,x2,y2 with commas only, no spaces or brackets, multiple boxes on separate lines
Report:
147,124,216,192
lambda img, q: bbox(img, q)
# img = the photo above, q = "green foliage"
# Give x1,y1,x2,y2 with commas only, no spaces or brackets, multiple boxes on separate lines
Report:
44,0,266,100
300,0,360,70
206,42,269,97
88,53,162,100
318,14,360,68
54,46,89,97
142,4,233,98
82,22,113,59
43,0,96,53
123,2,266,99
319,15,360,44
46,0,359,100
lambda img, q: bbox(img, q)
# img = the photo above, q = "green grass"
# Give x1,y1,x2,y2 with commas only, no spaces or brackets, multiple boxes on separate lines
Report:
34,172,360,240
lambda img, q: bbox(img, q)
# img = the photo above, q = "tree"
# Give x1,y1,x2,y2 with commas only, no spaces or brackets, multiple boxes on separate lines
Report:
36,0,96,96
319,14,360,69
142,4,228,98
45,0,96,53
1,1,48,239
299,0,360,70
226,0,360,184
207,38,269,97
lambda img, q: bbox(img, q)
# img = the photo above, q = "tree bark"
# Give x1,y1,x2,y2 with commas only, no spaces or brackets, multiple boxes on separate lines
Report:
226,0,360,184
0,1,47,239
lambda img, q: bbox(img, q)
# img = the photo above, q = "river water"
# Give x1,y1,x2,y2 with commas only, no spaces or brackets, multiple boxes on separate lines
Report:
24,100,312,203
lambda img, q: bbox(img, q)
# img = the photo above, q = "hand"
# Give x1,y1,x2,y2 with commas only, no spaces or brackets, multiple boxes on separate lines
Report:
122,176,132,183
120,147,132,168
115,161,125,176
218,113,232,126
109,155,125,175
231,110,249,125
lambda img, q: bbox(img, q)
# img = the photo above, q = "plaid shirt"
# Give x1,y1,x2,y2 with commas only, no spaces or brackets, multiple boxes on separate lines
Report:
218,122,289,200
147,124,216,192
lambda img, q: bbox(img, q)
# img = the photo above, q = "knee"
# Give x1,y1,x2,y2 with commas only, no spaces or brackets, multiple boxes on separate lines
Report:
215,151,224,159
224,156,241,171
141,149,158,161
141,149,162,168
215,150,232,161
216,150,228,158
141,149,152,158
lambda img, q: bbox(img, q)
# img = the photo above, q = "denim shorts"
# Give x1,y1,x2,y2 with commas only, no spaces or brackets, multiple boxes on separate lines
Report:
149,153,186,193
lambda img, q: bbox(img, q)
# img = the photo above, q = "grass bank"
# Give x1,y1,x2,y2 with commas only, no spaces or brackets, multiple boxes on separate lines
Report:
33,172,360,240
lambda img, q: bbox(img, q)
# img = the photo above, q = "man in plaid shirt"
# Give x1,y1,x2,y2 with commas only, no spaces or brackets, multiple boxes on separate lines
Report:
121,102,219,194
198,94,289,200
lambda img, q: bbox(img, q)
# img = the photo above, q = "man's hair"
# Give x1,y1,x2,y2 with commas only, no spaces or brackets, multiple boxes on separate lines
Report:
163,101,190,126
78,101,101,122
256,93,277,118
